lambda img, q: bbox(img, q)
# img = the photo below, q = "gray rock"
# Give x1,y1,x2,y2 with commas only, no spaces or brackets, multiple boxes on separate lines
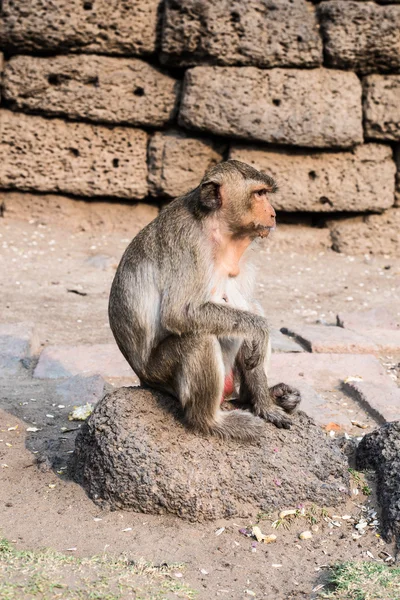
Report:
328,208,400,256
0,110,148,199
270,329,304,353
69,387,349,521
230,144,395,212
4,55,180,128
342,381,400,424
356,422,400,546
179,67,363,148
56,374,109,407
363,75,400,142
0,0,160,56
161,0,322,68
0,322,39,377
148,130,224,198
318,1,400,74
395,147,400,207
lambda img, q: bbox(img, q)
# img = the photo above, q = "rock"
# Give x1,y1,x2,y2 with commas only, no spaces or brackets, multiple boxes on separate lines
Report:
0,110,148,199
395,147,400,207
0,0,160,56
337,308,400,332
56,374,109,406
0,322,39,377
179,67,363,148
328,208,400,256
363,75,400,142
3,55,180,128
280,325,378,354
268,225,332,252
342,381,400,424
270,329,304,354
230,144,395,212
356,422,400,545
318,1,400,74
161,0,322,68
69,387,349,520
33,344,138,381
148,130,225,198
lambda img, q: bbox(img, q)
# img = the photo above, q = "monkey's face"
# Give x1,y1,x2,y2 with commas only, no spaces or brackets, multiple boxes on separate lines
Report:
224,180,277,239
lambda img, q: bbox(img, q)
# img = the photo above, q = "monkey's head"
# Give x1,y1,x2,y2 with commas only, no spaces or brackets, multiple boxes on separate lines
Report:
198,160,277,239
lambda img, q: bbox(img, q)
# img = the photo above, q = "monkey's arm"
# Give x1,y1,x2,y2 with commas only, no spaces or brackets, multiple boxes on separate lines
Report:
164,301,269,369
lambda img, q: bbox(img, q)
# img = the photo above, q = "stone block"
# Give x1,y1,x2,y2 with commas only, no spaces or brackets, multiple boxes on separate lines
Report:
0,111,148,199
230,144,395,212
343,381,400,424
270,353,390,393
363,76,400,142
337,308,400,332
318,1,400,74
33,344,137,380
56,374,108,406
0,0,160,56
4,55,180,128
148,130,224,198
280,325,378,354
0,322,39,377
328,208,400,256
179,67,363,148
161,0,322,68
270,329,304,353
395,146,400,207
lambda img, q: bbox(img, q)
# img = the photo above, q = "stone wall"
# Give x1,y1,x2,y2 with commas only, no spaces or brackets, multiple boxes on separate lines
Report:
0,0,399,254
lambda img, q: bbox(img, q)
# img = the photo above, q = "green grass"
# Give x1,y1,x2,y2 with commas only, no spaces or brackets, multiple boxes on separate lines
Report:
319,561,400,600
0,538,197,599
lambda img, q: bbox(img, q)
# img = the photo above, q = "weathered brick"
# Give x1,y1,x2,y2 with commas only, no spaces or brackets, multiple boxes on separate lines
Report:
148,130,224,198
280,325,378,354
342,381,400,423
329,208,400,256
0,110,148,199
318,1,400,73
395,146,400,207
33,344,137,380
363,76,400,141
230,143,395,212
161,0,322,68
4,55,180,128
56,374,108,406
0,322,39,377
0,0,160,56
337,308,400,332
270,329,304,353
179,67,363,148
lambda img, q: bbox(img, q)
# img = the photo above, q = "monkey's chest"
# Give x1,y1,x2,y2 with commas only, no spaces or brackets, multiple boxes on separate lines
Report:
211,278,249,310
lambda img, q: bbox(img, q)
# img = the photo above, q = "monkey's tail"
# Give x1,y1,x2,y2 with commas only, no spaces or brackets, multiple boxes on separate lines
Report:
212,410,265,442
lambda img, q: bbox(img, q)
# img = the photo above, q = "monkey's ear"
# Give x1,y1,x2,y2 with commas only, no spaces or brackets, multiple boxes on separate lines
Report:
199,181,222,211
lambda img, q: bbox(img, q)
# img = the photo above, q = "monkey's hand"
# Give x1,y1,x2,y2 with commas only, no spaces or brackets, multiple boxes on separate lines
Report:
252,400,292,429
242,336,268,371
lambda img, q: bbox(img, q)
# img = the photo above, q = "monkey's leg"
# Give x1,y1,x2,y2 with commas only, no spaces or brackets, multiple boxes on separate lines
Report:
142,334,265,442
235,341,300,429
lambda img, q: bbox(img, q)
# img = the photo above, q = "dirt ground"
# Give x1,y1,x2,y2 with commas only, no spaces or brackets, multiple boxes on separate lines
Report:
1,192,399,599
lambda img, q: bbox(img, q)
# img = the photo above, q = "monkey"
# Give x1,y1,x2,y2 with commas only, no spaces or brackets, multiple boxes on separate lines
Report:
109,160,300,442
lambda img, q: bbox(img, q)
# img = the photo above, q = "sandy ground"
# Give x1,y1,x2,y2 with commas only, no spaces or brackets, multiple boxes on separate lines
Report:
0,193,399,599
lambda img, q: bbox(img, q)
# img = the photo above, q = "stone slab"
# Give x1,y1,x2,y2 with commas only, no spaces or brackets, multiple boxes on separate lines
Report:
328,208,400,256
270,328,305,353
395,146,400,207
4,55,180,128
148,130,224,198
179,67,363,148
342,380,400,424
230,143,395,213
0,322,39,377
281,325,378,354
287,382,352,429
0,0,160,56
33,344,136,380
318,1,400,74
161,0,322,68
0,110,148,199
55,374,108,406
337,308,400,332
270,353,392,393
363,75,400,142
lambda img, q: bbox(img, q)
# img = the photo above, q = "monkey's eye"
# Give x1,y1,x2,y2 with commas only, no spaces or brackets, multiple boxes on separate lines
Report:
254,189,267,198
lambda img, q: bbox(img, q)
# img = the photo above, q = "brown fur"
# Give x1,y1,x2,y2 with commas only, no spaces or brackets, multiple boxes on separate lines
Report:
109,160,300,441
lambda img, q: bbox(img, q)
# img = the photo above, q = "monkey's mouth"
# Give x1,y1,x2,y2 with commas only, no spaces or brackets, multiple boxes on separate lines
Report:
256,225,276,238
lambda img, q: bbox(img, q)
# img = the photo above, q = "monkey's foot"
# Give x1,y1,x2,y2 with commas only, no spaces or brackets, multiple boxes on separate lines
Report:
269,383,301,414
252,401,292,429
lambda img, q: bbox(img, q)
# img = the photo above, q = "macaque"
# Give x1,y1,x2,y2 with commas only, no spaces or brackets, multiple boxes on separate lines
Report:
109,160,300,441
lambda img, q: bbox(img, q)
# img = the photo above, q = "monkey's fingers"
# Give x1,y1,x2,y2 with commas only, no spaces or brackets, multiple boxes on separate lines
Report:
265,410,292,429
269,383,301,414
